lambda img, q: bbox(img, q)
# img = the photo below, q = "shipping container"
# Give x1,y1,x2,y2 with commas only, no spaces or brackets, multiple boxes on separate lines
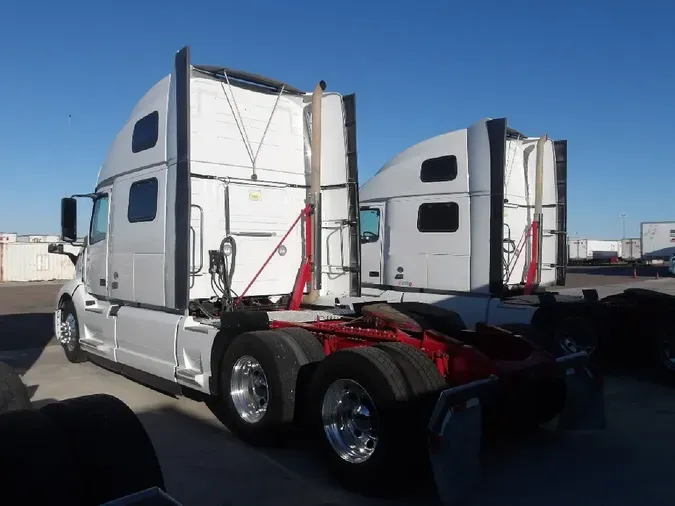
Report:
16,234,62,243
620,238,641,261
0,232,17,243
641,221,675,262
0,242,81,283
567,239,621,264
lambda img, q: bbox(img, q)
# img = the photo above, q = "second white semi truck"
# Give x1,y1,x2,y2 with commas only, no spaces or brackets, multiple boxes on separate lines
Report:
352,121,675,375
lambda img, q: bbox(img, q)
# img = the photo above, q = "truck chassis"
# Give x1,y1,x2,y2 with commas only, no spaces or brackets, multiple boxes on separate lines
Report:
55,291,604,504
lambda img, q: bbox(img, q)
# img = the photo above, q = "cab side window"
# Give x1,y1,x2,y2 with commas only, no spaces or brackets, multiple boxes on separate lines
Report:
128,178,158,223
89,195,110,244
360,208,380,244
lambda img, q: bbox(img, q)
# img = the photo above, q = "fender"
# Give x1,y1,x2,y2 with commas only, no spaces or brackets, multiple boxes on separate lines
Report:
55,279,85,307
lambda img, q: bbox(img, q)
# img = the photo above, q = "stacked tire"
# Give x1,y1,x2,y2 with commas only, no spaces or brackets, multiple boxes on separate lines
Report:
0,391,165,505
211,328,447,496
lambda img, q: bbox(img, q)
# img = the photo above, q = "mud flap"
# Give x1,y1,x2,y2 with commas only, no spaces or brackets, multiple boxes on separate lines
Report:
427,376,500,506
554,351,607,431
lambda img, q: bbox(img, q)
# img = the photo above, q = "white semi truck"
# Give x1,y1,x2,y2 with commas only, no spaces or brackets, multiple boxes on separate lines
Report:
49,46,604,503
353,123,675,372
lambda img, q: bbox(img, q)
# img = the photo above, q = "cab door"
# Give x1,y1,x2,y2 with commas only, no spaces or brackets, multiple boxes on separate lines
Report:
85,190,111,296
360,203,385,286
79,187,116,361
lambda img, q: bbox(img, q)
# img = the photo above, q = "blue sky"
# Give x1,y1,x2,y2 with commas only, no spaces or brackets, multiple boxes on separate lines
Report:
1,0,673,240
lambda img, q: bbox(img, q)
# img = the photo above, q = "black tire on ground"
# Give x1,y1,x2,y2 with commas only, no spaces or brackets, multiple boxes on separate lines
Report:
39,393,165,505
307,346,425,496
212,329,313,445
60,299,87,363
0,361,32,413
0,408,82,504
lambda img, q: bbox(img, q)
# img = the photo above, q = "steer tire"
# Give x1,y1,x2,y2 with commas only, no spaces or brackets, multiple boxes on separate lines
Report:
60,299,87,363
0,361,32,413
212,329,311,446
308,346,424,496
39,394,165,505
0,407,80,504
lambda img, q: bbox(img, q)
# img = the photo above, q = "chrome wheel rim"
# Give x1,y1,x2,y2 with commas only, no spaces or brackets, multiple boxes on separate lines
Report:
230,355,269,423
321,379,379,464
59,313,78,352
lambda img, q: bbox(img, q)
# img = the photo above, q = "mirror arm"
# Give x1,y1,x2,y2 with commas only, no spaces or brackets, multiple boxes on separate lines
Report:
71,192,100,200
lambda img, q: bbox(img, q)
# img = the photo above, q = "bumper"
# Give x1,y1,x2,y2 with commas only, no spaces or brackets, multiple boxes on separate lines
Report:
427,351,605,506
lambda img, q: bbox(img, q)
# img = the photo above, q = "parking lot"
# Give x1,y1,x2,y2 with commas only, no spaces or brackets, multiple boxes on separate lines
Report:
1,272,675,506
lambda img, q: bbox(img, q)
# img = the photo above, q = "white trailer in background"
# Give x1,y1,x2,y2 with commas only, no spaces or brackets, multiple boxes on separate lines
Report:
620,238,641,262
641,221,675,263
16,234,62,243
567,239,620,265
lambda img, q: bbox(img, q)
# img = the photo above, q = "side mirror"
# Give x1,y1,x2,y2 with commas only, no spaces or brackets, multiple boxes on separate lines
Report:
48,243,64,254
61,197,77,243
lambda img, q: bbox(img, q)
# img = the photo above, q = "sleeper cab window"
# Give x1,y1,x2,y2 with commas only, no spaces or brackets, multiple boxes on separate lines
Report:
417,202,459,233
128,178,158,223
420,155,458,183
89,195,110,244
359,208,381,243
131,111,159,153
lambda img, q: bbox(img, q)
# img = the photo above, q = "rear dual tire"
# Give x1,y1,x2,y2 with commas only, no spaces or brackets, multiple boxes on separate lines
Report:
212,330,447,495
211,328,325,445
308,344,446,496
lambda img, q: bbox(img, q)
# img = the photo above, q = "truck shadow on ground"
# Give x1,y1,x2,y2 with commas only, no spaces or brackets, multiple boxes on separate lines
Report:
0,313,55,398
129,404,662,506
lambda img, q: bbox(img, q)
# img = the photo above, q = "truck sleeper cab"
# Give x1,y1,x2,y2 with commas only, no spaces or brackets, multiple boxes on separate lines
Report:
52,46,604,503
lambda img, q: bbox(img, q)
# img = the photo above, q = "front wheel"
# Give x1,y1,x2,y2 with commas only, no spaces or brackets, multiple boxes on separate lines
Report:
58,300,87,363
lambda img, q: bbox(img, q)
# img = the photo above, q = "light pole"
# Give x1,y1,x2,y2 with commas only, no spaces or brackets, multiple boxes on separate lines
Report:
619,213,627,240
